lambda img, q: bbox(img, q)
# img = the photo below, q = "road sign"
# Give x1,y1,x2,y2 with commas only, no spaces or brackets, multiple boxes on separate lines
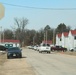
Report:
0,3,5,20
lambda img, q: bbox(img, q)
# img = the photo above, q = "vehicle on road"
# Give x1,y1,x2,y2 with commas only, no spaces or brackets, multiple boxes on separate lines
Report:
39,43,51,53
70,47,76,52
51,45,67,52
7,47,22,59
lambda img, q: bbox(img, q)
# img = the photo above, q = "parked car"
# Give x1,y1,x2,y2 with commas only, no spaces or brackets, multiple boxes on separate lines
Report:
33,45,39,51
7,47,22,59
36,45,40,51
39,43,51,53
27,46,32,49
0,45,7,51
51,45,67,52
70,47,76,52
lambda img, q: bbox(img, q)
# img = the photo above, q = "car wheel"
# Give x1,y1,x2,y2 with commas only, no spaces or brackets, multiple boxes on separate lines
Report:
49,52,51,54
47,52,50,54
19,54,22,58
39,51,42,53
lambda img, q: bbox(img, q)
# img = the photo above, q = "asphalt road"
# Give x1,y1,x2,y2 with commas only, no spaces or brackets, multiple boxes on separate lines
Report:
23,48,76,75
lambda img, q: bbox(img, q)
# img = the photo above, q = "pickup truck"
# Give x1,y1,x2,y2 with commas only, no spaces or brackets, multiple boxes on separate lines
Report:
51,46,67,52
39,43,51,53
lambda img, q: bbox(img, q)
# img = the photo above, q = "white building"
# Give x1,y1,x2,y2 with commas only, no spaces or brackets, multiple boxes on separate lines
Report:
56,33,62,46
68,30,76,50
56,30,76,50
62,32,69,48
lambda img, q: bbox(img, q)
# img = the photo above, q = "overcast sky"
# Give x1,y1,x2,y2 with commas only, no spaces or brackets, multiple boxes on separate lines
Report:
0,0,76,30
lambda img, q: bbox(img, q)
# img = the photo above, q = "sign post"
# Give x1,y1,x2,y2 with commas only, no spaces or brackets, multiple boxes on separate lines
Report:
0,3,5,44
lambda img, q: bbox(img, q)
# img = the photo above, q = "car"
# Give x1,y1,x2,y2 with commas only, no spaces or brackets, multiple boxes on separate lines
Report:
51,45,67,52
27,45,34,49
7,47,22,59
33,45,39,51
0,45,7,51
39,43,51,53
27,46,32,49
70,47,76,52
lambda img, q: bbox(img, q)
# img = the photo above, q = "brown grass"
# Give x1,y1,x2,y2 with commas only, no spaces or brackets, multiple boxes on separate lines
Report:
0,53,7,65
61,51,76,56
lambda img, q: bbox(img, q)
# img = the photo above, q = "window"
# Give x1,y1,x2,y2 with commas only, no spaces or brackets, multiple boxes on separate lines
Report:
74,36,76,40
60,38,61,41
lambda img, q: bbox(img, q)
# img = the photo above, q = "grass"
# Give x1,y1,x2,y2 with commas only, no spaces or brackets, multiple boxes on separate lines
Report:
0,53,7,65
60,51,76,56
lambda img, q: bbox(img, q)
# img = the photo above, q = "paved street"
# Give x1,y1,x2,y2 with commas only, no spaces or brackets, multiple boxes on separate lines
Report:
23,48,76,75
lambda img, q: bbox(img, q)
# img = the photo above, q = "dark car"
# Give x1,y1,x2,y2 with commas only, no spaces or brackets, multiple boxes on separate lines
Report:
51,46,67,52
0,45,7,51
7,47,22,59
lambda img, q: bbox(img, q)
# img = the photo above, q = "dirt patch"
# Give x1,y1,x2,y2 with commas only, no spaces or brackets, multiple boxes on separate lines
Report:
0,53,7,65
0,53,36,75
63,51,76,56
53,51,76,56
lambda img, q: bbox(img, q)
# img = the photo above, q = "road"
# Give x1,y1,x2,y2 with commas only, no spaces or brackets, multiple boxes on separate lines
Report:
24,48,76,75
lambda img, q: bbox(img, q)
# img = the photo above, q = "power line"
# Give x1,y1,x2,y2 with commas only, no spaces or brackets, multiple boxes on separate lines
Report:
1,2,76,10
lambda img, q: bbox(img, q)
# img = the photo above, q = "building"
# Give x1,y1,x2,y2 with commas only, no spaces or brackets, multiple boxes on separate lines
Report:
68,30,76,50
62,32,69,48
0,39,20,48
56,33,62,46
56,30,76,50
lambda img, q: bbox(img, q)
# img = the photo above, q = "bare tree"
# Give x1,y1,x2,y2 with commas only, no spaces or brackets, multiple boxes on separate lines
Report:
14,17,28,47
3,29,13,39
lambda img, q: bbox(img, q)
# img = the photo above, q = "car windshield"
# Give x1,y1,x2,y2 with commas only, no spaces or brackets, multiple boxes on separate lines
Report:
42,44,50,46
8,47,20,51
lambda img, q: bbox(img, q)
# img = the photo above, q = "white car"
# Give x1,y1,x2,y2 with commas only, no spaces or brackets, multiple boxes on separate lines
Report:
39,43,51,53
70,47,76,52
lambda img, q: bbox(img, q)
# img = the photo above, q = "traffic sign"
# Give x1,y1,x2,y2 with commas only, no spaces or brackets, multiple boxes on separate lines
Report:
0,3,5,20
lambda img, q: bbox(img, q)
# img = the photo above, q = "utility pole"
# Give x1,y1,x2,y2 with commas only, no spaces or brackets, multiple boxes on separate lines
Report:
3,30,4,43
46,30,47,44
53,29,55,45
33,37,34,46
44,33,45,42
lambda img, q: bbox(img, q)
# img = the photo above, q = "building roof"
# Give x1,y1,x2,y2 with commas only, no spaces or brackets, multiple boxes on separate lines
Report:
71,30,76,35
0,39,20,43
63,32,69,37
57,33,62,38
42,40,52,44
